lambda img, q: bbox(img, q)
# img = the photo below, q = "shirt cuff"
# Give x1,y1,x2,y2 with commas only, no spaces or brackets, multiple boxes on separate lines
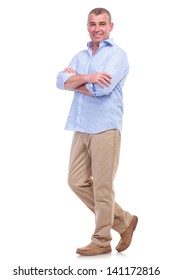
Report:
56,72,75,90
85,83,96,96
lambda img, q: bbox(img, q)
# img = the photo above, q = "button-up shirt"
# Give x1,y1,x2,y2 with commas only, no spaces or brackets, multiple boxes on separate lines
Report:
56,38,129,134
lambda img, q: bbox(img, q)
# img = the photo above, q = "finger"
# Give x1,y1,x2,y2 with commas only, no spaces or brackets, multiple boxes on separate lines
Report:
99,77,112,87
101,76,112,86
63,68,76,74
63,68,69,73
97,80,105,88
102,73,112,79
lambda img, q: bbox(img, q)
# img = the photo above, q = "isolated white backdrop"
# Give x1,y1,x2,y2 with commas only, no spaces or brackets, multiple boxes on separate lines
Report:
0,0,173,279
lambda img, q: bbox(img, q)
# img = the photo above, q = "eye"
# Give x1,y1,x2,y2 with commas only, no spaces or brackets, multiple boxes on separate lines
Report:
100,22,106,26
89,22,95,26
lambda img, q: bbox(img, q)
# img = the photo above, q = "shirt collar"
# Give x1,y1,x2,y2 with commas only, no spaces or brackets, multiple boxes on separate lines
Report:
87,38,115,48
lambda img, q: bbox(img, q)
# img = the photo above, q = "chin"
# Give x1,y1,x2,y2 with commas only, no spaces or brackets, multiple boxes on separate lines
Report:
93,38,103,43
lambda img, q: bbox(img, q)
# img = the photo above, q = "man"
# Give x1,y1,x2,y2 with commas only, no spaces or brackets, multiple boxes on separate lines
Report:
56,7,138,256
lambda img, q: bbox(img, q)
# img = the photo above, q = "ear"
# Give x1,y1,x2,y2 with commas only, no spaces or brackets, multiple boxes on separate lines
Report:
110,22,114,31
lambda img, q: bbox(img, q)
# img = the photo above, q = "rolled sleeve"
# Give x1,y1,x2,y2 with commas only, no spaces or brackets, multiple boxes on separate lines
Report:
85,81,114,97
86,48,129,97
85,83,96,96
56,72,75,90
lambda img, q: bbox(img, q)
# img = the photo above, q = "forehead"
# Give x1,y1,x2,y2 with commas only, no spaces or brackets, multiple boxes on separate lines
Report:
88,13,110,23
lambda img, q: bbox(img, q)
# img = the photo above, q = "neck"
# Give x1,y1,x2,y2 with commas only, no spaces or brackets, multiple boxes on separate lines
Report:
92,43,99,53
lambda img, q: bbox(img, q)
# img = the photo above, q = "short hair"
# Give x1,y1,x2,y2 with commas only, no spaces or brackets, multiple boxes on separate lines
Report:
88,8,112,22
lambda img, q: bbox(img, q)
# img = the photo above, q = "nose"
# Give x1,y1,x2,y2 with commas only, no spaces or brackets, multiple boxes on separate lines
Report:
95,24,101,32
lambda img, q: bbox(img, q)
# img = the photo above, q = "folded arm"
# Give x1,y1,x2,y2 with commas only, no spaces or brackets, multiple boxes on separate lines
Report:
63,68,112,96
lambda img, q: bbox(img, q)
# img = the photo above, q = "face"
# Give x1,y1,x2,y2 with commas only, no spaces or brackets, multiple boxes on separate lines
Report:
87,13,114,45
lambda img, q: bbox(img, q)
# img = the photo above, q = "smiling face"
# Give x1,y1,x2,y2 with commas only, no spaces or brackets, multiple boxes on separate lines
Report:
87,12,114,46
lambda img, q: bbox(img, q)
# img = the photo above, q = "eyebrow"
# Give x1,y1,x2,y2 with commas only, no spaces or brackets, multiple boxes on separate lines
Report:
89,21,107,24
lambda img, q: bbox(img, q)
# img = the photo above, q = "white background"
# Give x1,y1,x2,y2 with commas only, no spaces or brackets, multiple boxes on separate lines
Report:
0,0,173,279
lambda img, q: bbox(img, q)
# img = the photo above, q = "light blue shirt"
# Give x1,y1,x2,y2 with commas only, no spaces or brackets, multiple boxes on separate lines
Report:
56,38,129,134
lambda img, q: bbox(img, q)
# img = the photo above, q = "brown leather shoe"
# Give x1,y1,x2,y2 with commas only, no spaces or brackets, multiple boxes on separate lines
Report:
76,242,112,256
116,215,138,252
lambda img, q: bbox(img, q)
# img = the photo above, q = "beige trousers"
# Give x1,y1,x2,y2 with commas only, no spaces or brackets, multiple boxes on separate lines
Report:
68,130,133,247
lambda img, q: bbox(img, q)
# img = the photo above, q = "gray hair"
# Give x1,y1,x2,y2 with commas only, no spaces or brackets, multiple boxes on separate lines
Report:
88,8,112,22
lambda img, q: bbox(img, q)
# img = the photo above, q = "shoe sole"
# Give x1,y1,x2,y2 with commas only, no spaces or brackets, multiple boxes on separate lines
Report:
76,248,112,256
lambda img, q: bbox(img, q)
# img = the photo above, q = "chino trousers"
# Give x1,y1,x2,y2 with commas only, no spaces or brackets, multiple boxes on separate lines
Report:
68,129,133,247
